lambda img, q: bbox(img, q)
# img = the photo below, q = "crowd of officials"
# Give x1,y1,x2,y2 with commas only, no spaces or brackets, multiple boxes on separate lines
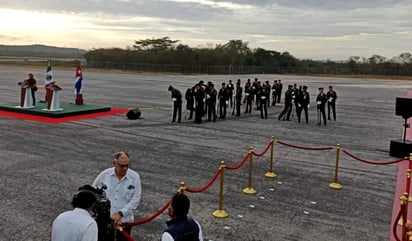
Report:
168,78,338,126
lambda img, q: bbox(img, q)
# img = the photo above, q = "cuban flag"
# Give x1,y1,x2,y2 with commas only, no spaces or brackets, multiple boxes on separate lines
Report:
74,62,83,95
45,59,53,85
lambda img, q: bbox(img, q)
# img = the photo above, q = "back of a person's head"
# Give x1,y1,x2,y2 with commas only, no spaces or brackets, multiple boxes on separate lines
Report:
71,185,97,209
171,193,190,218
175,232,199,241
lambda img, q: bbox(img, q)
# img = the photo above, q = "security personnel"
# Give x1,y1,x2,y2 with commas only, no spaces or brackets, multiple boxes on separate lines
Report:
185,87,195,120
194,84,205,124
276,79,283,103
234,82,242,116
168,85,182,123
297,86,310,124
278,85,293,121
316,87,328,126
271,80,278,106
327,85,337,121
260,83,269,119
218,83,228,119
226,80,234,108
207,83,217,122
244,81,253,113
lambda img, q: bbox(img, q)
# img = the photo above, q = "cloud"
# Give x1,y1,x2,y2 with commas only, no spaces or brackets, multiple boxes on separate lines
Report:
0,0,411,59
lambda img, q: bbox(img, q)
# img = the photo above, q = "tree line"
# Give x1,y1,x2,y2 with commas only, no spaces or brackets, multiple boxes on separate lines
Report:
84,37,412,76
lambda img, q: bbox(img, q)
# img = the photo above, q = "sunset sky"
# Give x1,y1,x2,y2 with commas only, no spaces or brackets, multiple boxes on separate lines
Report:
0,0,411,60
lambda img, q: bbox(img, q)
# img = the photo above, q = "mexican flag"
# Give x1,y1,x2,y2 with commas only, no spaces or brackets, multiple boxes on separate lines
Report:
45,59,53,85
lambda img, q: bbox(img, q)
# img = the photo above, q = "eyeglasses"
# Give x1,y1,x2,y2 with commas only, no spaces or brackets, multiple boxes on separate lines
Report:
115,162,129,169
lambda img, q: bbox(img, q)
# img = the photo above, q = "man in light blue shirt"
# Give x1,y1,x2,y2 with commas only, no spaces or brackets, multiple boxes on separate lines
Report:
93,151,141,241
52,187,98,241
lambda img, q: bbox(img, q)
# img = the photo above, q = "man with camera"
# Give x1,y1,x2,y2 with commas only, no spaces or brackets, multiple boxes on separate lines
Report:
52,185,98,241
93,151,142,241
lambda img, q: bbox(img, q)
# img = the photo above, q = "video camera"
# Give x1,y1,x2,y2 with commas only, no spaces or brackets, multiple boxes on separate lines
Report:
93,184,115,241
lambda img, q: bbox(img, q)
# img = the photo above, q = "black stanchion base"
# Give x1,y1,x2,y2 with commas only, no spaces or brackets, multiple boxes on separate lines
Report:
389,139,412,158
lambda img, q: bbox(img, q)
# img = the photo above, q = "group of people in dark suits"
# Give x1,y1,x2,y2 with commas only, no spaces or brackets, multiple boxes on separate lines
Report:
168,79,337,126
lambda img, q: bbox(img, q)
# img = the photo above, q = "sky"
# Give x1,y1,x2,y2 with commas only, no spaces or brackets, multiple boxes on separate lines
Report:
0,0,411,60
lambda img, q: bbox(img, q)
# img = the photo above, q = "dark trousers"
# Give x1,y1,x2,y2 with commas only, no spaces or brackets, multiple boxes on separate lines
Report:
245,99,252,113
195,104,203,124
298,106,308,123
186,101,194,119
208,102,216,121
219,101,226,119
31,88,36,106
172,101,182,122
236,100,241,116
260,100,267,118
318,106,327,125
328,102,336,120
278,102,292,120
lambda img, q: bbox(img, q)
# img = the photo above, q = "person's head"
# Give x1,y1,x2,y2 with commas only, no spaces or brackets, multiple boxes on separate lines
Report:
71,185,97,211
221,83,225,88
28,73,33,78
169,193,190,219
112,151,130,178
319,87,324,93
168,85,174,91
329,85,333,90
303,86,308,92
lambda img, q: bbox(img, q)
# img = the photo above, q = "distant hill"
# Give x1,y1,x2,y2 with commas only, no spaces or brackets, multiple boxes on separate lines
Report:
0,44,87,58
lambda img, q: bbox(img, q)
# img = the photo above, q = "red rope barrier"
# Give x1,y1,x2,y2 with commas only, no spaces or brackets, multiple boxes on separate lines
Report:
342,149,407,165
225,152,251,170
276,140,334,151
119,229,135,241
186,168,221,193
252,140,272,157
123,199,172,227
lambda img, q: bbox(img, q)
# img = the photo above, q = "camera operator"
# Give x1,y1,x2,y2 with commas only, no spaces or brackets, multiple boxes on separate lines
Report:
93,151,142,241
52,185,98,241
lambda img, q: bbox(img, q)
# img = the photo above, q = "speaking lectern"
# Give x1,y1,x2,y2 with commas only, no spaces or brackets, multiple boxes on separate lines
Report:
44,83,63,111
17,81,34,108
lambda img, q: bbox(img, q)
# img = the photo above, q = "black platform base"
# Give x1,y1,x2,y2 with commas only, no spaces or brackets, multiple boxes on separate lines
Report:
389,139,412,158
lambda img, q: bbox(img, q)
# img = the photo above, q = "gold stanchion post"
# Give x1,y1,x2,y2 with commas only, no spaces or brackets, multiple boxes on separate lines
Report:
213,161,229,218
243,146,257,194
265,136,277,178
409,153,412,202
178,181,186,194
329,144,343,189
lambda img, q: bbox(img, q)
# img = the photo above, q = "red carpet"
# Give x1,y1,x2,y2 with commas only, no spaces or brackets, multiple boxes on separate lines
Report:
0,108,129,124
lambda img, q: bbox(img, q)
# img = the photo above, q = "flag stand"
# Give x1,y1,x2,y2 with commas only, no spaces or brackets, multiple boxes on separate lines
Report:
75,94,84,105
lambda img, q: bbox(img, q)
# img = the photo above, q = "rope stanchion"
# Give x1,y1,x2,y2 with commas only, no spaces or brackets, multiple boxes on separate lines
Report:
251,139,272,157
212,161,229,218
342,149,407,165
402,192,409,241
406,154,412,202
243,146,257,195
277,140,334,151
225,152,251,170
117,226,135,241
265,136,277,178
329,144,343,190
186,168,221,193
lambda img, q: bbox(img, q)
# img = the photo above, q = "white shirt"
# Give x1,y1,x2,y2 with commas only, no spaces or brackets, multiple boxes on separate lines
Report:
52,208,98,241
92,167,141,223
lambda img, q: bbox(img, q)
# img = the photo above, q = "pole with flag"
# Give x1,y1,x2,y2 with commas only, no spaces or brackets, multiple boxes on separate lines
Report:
74,61,84,105
44,59,53,104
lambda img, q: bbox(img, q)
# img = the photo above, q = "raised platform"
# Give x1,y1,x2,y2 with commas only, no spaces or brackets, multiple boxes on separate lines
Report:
0,101,111,118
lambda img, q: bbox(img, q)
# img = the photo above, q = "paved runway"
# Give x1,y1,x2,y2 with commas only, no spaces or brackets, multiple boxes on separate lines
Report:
1,65,411,241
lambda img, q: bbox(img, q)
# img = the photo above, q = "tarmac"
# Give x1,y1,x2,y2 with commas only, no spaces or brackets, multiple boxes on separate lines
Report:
1,65,411,241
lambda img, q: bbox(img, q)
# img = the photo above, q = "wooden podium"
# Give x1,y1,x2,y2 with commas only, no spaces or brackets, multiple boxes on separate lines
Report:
44,83,63,111
17,81,34,108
